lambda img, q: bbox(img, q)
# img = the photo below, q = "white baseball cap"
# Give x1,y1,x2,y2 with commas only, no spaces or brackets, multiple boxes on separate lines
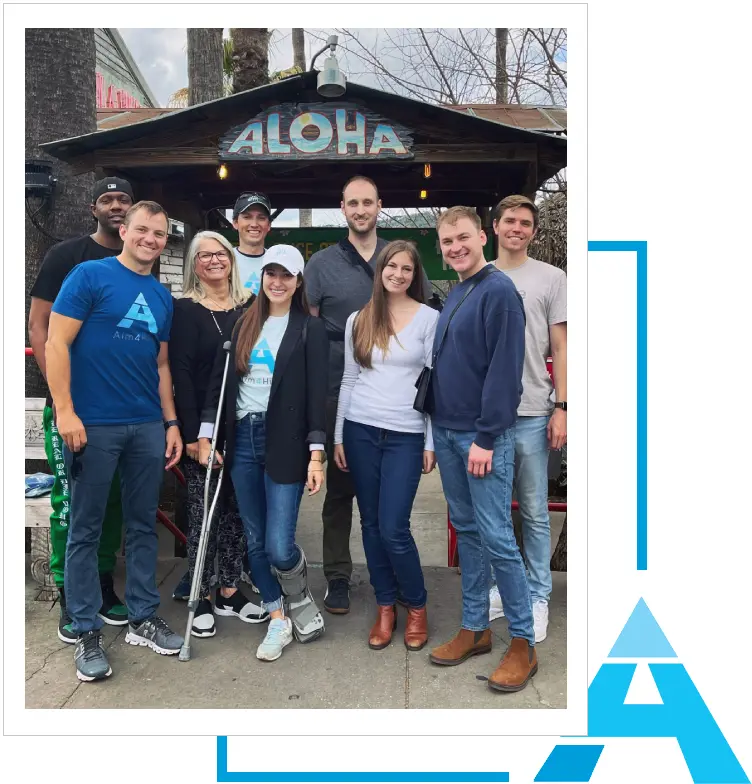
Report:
262,244,305,277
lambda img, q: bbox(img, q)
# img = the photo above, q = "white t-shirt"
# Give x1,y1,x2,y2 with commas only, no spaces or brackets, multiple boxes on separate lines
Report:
236,313,289,416
234,248,266,296
499,257,567,416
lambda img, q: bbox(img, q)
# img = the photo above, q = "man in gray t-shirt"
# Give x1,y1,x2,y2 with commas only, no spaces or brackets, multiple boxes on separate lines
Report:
493,195,567,645
304,176,430,614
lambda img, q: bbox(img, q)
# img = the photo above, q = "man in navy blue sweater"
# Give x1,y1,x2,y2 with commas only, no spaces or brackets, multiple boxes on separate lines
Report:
428,206,537,693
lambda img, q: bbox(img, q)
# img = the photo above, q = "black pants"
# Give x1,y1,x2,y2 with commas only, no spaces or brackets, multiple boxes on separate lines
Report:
322,395,356,582
182,458,245,597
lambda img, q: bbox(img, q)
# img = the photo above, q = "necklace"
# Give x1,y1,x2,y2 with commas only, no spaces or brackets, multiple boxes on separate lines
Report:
201,295,233,336
205,294,232,311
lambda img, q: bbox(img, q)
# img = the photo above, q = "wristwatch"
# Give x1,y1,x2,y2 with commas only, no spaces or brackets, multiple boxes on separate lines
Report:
164,419,180,430
554,402,567,411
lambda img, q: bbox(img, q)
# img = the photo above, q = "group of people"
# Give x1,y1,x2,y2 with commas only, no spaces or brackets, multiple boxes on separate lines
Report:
28,174,566,696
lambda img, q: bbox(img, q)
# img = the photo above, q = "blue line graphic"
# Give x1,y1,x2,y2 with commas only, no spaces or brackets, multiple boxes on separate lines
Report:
588,241,648,570
217,737,510,782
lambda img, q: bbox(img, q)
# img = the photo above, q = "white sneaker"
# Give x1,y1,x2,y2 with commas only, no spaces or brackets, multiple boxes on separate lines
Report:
533,600,549,643
489,585,505,621
191,598,216,638
256,617,293,661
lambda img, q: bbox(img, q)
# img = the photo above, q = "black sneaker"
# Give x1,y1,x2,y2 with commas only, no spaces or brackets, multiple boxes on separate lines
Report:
191,598,216,638
324,578,350,615
214,587,269,624
172,570,191,601
56,588,76,645
74,630,112,682
98,573,129,626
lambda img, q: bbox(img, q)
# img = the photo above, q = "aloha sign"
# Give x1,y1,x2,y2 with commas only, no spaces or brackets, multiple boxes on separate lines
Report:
219,103,414,161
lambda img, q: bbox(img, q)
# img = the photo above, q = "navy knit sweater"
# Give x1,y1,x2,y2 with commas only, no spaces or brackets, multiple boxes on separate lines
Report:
431,265,526,449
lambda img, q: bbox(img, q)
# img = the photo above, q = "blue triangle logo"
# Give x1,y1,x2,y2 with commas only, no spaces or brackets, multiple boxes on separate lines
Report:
608,598,676,658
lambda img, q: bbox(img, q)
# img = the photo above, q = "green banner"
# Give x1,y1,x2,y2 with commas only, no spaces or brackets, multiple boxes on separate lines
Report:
219,228,494,281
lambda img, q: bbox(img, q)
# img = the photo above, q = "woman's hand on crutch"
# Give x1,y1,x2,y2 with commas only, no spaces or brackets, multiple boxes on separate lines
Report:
198,437,223,469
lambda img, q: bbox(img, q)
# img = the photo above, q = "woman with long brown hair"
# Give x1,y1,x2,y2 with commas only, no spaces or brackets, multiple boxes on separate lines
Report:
198,244,328,662
333,240,439,651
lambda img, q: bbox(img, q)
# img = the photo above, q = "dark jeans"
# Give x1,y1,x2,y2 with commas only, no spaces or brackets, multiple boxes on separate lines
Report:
64,421,165,634
230,413,305,614
343,420,427,608
323,394,356,582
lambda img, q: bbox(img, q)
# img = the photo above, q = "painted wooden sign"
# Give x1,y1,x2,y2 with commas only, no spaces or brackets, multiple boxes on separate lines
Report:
219,103,414,161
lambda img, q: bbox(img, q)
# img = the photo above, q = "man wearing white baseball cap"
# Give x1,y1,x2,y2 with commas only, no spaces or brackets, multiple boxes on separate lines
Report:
199,244,329,661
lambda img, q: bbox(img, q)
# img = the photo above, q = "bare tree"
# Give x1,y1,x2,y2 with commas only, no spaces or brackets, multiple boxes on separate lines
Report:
25,28,96,398
495,28,509,103
188,28,224,105
293,29,313,228
230,28,270,93
310,28,566,107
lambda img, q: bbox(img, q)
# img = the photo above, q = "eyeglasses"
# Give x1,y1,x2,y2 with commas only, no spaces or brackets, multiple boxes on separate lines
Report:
196,251,231,263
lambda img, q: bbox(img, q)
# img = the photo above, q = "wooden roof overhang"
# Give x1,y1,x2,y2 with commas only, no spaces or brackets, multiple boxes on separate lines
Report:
41,72,567,227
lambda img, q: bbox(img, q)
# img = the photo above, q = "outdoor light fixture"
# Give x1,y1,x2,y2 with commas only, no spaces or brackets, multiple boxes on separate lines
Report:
423,164,432,179
420,189,428,200
311,35,347,98
218,164,228,180
25,159,56,200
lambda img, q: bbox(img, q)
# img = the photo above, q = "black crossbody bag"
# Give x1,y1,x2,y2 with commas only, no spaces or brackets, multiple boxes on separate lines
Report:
414,264,496,414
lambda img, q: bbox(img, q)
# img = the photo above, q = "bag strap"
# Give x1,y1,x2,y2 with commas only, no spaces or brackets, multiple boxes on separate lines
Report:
432,264,496,365
339,238,375,280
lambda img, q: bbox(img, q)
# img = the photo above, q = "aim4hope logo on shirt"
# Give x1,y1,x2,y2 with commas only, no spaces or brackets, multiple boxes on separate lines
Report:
244,271,261,295
114,292,158,338
250,338,275,375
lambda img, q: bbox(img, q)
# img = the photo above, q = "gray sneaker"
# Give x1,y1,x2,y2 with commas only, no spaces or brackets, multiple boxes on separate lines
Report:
74,630,112,682
125,615,183,655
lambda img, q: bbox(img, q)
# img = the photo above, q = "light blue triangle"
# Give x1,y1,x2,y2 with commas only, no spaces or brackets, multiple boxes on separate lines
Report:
608,598,676,658
135,293,147,305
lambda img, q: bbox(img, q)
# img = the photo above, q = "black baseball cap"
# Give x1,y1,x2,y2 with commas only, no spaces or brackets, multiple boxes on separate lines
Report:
92,177,134,203
233,192,271,220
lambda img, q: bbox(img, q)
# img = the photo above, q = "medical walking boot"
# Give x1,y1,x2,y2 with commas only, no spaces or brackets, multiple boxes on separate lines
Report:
274,548,325,644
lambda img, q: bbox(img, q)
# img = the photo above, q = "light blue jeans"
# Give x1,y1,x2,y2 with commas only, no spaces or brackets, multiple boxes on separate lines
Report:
514,415,553,603
433,425,534,644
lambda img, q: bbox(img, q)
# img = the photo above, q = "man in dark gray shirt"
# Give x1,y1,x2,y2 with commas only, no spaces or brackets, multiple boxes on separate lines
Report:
304,176,387,614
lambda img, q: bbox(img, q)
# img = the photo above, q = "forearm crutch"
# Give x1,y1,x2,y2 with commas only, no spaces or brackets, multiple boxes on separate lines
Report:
179,341,232,662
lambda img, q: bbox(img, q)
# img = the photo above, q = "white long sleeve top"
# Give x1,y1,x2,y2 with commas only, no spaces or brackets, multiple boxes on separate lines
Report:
335,304,439,451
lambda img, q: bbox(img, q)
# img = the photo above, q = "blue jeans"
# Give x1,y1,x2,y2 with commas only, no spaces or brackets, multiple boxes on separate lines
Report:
514,415,552,603
343,420,427,608
230,413,305,613
64,421,165,634
433,425,534,644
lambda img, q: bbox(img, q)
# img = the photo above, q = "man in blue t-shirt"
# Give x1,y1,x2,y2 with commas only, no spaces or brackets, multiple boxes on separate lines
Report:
46,200,184,683
427,206,537,695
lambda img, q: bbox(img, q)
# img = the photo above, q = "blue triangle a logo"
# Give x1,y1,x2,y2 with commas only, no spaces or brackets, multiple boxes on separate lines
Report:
608,598,676,658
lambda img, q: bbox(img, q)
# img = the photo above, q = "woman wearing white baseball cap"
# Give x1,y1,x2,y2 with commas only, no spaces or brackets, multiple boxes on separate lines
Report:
199,244,329,661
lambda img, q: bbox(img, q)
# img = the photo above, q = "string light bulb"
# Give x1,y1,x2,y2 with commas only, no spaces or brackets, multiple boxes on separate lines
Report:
218,164,228,180
423,163,432,179
419,189,428,200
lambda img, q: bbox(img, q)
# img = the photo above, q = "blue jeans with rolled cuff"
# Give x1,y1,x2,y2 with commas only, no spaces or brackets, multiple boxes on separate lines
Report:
230,413,305,613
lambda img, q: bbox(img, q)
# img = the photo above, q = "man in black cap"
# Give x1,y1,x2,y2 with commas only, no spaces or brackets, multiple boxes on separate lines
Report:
28,176,134,643
232,191,272,296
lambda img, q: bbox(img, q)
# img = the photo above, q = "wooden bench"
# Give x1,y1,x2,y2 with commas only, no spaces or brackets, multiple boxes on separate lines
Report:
25,397,56,600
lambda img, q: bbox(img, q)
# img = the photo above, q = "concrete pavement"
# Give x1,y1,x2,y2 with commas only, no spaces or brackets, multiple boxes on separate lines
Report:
25,470,567,709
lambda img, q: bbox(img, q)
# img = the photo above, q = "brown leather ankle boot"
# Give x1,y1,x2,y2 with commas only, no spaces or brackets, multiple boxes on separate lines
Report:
429,628,492,666
368,605,397,650
487,638,538,692
404,606,428,651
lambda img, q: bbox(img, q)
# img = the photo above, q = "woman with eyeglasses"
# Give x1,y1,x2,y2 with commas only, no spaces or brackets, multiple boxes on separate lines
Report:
169,230,268,639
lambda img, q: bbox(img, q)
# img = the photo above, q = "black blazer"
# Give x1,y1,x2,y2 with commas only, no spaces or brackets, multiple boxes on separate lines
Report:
202,306,328,484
